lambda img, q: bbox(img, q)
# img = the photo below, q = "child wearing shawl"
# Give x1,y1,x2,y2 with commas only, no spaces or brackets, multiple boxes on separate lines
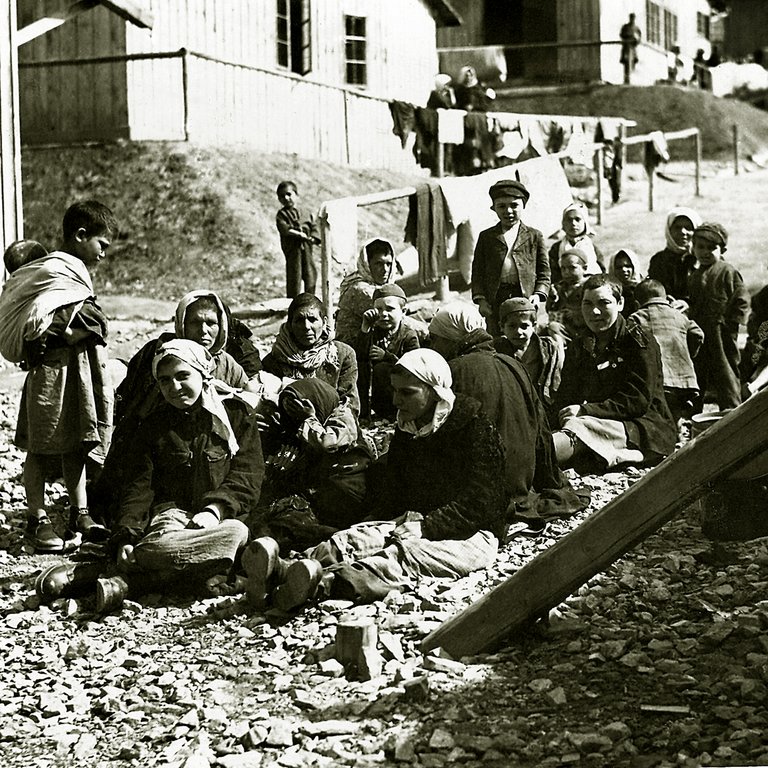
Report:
243,349,509,611
0,201,118,553
35,339,264,612
609,248,643,317
546,246,590,343
548,202,605,285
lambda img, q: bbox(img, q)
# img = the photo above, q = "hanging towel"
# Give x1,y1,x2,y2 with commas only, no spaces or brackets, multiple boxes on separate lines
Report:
389,101,416,149
404,182,449,287
437,108,464,144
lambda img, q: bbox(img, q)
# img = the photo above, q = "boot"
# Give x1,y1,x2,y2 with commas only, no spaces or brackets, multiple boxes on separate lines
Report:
273,558,324,612
95,575,129,613
242,537,289,608
68,506,109,543
35,561,103,604
25,514,64,553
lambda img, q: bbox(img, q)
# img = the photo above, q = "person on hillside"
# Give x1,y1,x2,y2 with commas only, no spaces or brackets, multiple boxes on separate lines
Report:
548,202,605,285
620,13,642,84
471,179,550,336
552,274,677,472
453,65,495,112
687,223,750,412
427,73,456,110
242,348,509,611
261,292,360,414
647,207,702,312
609,248,643,317
0,201,118,553
35,339,264,612
630,278,703,424
353,283,420,421
275,180,320,299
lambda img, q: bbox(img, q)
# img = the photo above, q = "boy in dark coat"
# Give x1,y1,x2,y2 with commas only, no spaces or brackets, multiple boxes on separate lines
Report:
471,179,550,336
275,180,319,299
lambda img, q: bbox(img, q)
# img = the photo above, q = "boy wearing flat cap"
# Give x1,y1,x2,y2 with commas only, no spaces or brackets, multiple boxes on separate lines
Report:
471,179,550,336
687,222,750,411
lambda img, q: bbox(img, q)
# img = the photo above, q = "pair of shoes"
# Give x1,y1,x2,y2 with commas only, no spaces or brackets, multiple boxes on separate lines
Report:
273,559,324,612
35,561,103,603
95,575,129,613
242,537,288,608
25,515,64,553
68,507,109,543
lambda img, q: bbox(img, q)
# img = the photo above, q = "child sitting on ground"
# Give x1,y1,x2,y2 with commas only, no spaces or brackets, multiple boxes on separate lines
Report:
275,180,320,299
687,222,750,412
551,274,677,472
548,202,605,284
354,284,420,420
630,279,704,423
546,247,589,344
0,201,118,552
494,297,564,408
609,248,643,317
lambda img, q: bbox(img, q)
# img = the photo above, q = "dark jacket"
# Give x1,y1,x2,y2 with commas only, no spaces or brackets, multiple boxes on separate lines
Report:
554,314,677,459
112,399,264,549
471,222,550,309
372,393,509,542
354,321,420,366
648,248,696,303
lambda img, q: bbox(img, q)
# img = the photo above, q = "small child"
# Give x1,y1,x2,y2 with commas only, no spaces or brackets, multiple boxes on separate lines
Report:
546,247,589,343
609,249,642,317
687,222,750,412
494,297,564,407
0,201,118,552
275,180,319,299
548,202,605,284
3,240,48,274
354,284,420,420
630,279,704,423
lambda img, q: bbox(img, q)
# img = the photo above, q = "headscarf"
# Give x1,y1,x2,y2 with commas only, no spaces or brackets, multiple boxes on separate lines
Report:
610,249,643,286
270,293,339,377
278,378,340,429
428,302,486,343
556,204,601,275
561,202,594,238
338,237,397,300
664,207,702,255
152,338,240,455
174,290,229,355
395,348,455,438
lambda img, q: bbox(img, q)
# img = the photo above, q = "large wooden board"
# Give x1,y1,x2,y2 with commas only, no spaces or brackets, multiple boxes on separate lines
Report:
422,390,768,658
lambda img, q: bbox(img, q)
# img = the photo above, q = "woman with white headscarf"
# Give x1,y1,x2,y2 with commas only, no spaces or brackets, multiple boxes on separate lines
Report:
241,348,509,611
548,202,605,285
647,206,702,310
36,339,264,612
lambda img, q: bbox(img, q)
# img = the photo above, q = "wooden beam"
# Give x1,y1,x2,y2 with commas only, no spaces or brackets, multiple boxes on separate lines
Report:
97,0,152,28
422,390,768,658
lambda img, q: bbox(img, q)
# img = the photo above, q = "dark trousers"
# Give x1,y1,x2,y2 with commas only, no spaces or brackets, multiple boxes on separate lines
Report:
285,246,317,299
693,322,742,411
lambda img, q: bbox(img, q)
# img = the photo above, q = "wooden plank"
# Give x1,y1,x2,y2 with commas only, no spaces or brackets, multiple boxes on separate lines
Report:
422,390,768,658
98,0,152,29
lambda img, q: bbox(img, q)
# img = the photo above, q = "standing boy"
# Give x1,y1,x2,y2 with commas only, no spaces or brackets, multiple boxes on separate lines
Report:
0,201,118,551
471,179,550,336
631,279,704,423
687,222,750,411
275,180,319,299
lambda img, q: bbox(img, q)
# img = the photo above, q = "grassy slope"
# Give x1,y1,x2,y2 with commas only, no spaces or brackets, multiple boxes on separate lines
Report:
20,85,768,306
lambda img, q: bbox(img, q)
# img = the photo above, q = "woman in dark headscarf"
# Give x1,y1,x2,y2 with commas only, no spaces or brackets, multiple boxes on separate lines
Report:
262,293,360,414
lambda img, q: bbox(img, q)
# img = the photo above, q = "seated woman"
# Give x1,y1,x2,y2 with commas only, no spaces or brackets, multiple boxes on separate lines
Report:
552,274,677,472
243,349,510,611
261,293,360,414
36,339,265,612
251,378,376,560
548,202,605,285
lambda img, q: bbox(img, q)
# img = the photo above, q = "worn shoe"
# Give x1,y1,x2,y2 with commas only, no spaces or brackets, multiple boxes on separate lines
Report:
95,575,129,613
25,515,64,553
273,558,324,612
68,507,109,543
35,561,103,604
242,537,287,608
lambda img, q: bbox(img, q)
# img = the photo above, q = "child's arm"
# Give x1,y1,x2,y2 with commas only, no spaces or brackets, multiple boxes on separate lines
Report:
685,317,705,358
296,402,359,452
724,269,750,328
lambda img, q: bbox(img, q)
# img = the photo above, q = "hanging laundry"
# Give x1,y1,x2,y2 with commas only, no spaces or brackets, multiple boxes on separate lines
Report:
437,108,464,144
413,107,439,173
389,101,416,149
404,182,449,287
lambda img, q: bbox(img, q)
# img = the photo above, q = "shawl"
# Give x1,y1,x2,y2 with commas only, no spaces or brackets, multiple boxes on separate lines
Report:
0,251,94,363
152,339,241,455
174,289,229,355
429,302,486,343
269,322,339,378
610,248,644,286
396,348,455,438
664,207,702,255
338,237,397,302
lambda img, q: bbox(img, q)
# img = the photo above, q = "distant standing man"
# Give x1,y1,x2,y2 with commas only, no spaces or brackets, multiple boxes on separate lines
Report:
620,13,642,85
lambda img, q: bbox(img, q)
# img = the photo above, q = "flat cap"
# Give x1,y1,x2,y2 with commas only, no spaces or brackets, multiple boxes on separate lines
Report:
499,297,536,320
488,179,530,203
372,283,406,302
694,222,728,248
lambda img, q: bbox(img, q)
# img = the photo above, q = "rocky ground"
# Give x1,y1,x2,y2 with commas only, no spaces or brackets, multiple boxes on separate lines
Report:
1,317,768,768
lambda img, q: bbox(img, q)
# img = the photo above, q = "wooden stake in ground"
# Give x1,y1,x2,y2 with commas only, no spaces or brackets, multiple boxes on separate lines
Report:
336,617,383,681
422,390,768,658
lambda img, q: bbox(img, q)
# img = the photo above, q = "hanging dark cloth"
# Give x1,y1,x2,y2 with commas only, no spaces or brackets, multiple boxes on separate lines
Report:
404,182,448,287
413,107,439,173
388,100,416,149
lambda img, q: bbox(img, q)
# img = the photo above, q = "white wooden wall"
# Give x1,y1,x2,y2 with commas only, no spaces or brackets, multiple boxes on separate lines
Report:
1,0,22,254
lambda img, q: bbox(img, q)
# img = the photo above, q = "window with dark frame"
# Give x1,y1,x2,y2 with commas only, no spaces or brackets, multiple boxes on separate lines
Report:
646,0,662,47
663,9,678,51
696,11,710,39
276,0,312,75
344,14,367,87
